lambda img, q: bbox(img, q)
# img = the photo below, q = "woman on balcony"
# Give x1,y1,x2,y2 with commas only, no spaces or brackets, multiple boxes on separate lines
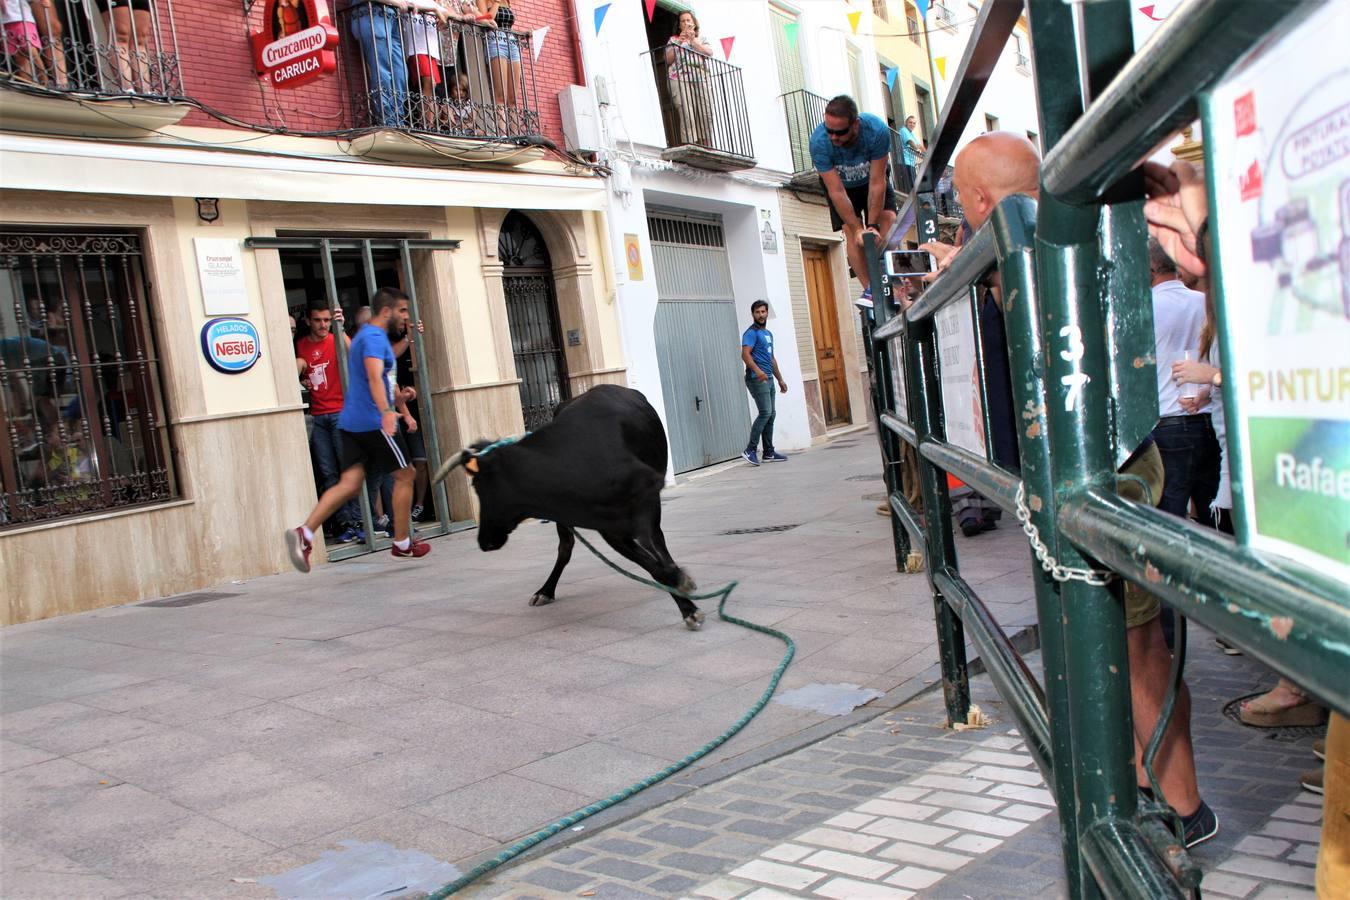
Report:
665,10,713,148
476,0,519,121
401,0,453,129
92,0,155,93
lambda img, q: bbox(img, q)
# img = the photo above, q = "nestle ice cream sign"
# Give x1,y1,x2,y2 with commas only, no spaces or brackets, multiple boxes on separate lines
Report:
201,318,262,374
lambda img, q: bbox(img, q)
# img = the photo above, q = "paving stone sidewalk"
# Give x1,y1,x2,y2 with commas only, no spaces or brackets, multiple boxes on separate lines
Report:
466,637,1326,900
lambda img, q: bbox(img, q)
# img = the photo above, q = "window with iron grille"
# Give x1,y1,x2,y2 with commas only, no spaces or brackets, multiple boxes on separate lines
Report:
0,229,176,528
905,2,920,42
873,0,888,22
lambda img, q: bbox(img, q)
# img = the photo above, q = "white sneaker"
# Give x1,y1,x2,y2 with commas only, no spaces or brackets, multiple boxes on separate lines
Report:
854,287,874,310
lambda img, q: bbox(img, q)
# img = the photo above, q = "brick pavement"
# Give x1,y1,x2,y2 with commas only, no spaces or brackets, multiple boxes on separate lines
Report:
465,636,1326,900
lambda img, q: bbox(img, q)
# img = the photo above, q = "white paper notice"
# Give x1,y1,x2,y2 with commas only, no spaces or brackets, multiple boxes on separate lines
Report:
195,238,249,316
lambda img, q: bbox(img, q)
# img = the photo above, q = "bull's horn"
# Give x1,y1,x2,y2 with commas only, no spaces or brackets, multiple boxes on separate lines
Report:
432,448,473,485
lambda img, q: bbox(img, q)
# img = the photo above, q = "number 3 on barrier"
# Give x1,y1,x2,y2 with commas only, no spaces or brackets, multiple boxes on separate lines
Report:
1058,324,1090,412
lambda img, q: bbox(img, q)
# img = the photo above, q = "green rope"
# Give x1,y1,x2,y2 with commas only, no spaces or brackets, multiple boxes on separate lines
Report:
425,528,796,898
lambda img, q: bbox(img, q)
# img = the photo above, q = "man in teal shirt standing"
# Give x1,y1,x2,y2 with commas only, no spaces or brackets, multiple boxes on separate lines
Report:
740,300,788,466
897,114,926,193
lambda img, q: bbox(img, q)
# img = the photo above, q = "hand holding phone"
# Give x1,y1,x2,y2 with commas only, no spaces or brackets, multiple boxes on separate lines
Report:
884,249,937,278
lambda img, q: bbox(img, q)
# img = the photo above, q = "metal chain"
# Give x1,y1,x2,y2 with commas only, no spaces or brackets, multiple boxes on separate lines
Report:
1014,483,1117,586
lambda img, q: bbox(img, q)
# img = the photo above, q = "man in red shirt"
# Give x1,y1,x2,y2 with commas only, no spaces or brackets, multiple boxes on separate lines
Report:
296,305,361,542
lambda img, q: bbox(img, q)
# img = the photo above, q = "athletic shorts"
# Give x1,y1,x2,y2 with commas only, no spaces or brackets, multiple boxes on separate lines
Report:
400,419,427,462
1119,442,1165,629
339,428,412,478
3,21,40,56
830,179,899,232
408,53,442,83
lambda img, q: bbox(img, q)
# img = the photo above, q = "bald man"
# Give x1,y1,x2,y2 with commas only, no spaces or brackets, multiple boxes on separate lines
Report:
920,132,1217,847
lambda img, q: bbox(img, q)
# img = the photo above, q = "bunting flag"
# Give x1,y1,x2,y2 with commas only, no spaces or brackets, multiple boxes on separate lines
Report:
531,25,549,62
644,0,657,22
935,56,947,79
783,20,799,51
720,36,736,60
915,0,929,17
594,2,611,34
885,66,899,91
847,10,862,33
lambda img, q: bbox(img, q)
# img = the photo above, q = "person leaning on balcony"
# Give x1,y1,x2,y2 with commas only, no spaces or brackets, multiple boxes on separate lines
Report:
27,0,65,86
401,0,452,128
897,114,926,193
665,9,713,148
2,0,48,85
477,0,520,111
92,0,154,92
922,132,1219,848
344,0,412,127
810,94,898,311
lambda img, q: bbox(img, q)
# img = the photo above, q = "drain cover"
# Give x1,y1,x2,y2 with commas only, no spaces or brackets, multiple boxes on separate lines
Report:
846,474,882,482
139,591,238,608
720,524,801,535
1222,693,1329,743
826,442,859,450
863,492,888,501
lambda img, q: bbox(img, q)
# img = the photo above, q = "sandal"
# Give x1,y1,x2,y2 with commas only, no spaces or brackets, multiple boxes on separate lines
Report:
1239,689,1328,728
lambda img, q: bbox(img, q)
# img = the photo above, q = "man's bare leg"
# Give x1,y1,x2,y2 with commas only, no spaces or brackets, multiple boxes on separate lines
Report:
842,221,869,290
304,465,367,535
390,465,416,543
1128,617,1201,815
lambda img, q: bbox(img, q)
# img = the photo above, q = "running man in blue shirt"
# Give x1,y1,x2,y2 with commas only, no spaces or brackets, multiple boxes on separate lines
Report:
740,299,788,466
809,94,899,309
285,287,431,571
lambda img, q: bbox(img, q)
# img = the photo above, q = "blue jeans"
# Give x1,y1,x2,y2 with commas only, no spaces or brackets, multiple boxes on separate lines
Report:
1151,415,1221,522
349,5,408,127
745,374,776,453
309,413,360,530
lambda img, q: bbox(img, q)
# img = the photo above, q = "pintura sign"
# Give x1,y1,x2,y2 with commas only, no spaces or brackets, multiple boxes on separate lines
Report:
251,0,338,89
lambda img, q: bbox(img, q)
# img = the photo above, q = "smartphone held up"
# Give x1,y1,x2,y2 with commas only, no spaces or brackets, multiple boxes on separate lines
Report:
884,249,937,278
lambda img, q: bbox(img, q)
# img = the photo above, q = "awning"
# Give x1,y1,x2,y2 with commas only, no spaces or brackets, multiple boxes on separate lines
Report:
0,132,609,211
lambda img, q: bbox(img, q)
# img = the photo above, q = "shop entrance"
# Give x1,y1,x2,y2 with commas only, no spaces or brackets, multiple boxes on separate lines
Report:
246,236,468,562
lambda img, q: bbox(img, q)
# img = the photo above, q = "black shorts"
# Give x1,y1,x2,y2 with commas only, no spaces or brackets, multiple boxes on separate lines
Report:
830,180,899,231
94,0,153,11
400,420,427,462
339,428,412,478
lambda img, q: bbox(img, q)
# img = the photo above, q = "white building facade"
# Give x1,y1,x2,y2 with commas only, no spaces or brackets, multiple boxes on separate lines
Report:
567,1,892,472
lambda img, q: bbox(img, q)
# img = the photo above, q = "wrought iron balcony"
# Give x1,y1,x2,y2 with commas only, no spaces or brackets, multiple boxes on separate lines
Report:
644,43,755,171
335,2,543,159
781,88,826,186
0,0,189,135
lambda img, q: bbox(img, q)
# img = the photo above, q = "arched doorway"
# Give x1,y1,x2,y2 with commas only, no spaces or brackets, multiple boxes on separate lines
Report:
499,212,569,430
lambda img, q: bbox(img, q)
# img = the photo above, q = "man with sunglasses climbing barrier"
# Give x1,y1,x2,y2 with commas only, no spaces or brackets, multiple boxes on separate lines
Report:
810,94,898,312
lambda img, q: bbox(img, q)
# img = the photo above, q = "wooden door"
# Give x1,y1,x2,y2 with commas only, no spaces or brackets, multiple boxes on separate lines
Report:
804,246,851,426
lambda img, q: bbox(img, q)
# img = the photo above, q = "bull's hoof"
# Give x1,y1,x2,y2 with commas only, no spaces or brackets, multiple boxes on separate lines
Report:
684,610,705,631
529,593,554,607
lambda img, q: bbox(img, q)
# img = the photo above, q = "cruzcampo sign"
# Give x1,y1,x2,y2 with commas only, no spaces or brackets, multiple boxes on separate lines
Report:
1205,1,1350,582
251,0,338,89
201,317,262,374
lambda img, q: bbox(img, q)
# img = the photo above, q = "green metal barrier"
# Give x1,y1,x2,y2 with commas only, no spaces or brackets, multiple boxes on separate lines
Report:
861,1,1349,897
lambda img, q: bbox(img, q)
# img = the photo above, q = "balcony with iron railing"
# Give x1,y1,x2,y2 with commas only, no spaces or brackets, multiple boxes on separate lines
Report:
643,43,755,172
0,0,190,136
781,88,826,186
335,2,545,163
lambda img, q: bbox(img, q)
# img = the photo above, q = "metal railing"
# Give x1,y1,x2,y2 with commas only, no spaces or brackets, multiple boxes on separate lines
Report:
0,230,176,528
0,0,184,99
644,43,754,162
861,0,1347,897
780,88,826,177
335,1,541,139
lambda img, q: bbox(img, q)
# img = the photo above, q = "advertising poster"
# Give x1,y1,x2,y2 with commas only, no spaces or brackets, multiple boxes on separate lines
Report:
1206,3,1350,580
935,300,986,458
194,238,249,316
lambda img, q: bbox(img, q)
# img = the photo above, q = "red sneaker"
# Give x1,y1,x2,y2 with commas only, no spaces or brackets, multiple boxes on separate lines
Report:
391,539,430,560
285,527,312,573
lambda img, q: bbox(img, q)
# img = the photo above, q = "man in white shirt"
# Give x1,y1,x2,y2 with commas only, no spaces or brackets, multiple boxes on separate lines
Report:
1149,238,1221,521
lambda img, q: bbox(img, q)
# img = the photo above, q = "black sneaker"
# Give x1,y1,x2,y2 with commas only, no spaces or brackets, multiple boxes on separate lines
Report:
1182,801,1219,848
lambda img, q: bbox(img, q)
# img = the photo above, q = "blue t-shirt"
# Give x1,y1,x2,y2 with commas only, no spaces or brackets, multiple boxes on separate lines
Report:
742,325,774,378
810,112,892,188
898,125,920,166
338,324,396,433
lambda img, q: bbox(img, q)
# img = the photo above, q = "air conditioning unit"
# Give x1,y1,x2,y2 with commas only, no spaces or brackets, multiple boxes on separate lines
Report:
558,85,602,155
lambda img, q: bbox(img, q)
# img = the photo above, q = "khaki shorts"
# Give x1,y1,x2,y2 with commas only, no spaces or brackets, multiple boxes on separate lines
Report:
1120,443,1165,628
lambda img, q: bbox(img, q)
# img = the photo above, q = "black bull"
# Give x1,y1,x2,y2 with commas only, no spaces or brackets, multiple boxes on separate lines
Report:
433,384,705,630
